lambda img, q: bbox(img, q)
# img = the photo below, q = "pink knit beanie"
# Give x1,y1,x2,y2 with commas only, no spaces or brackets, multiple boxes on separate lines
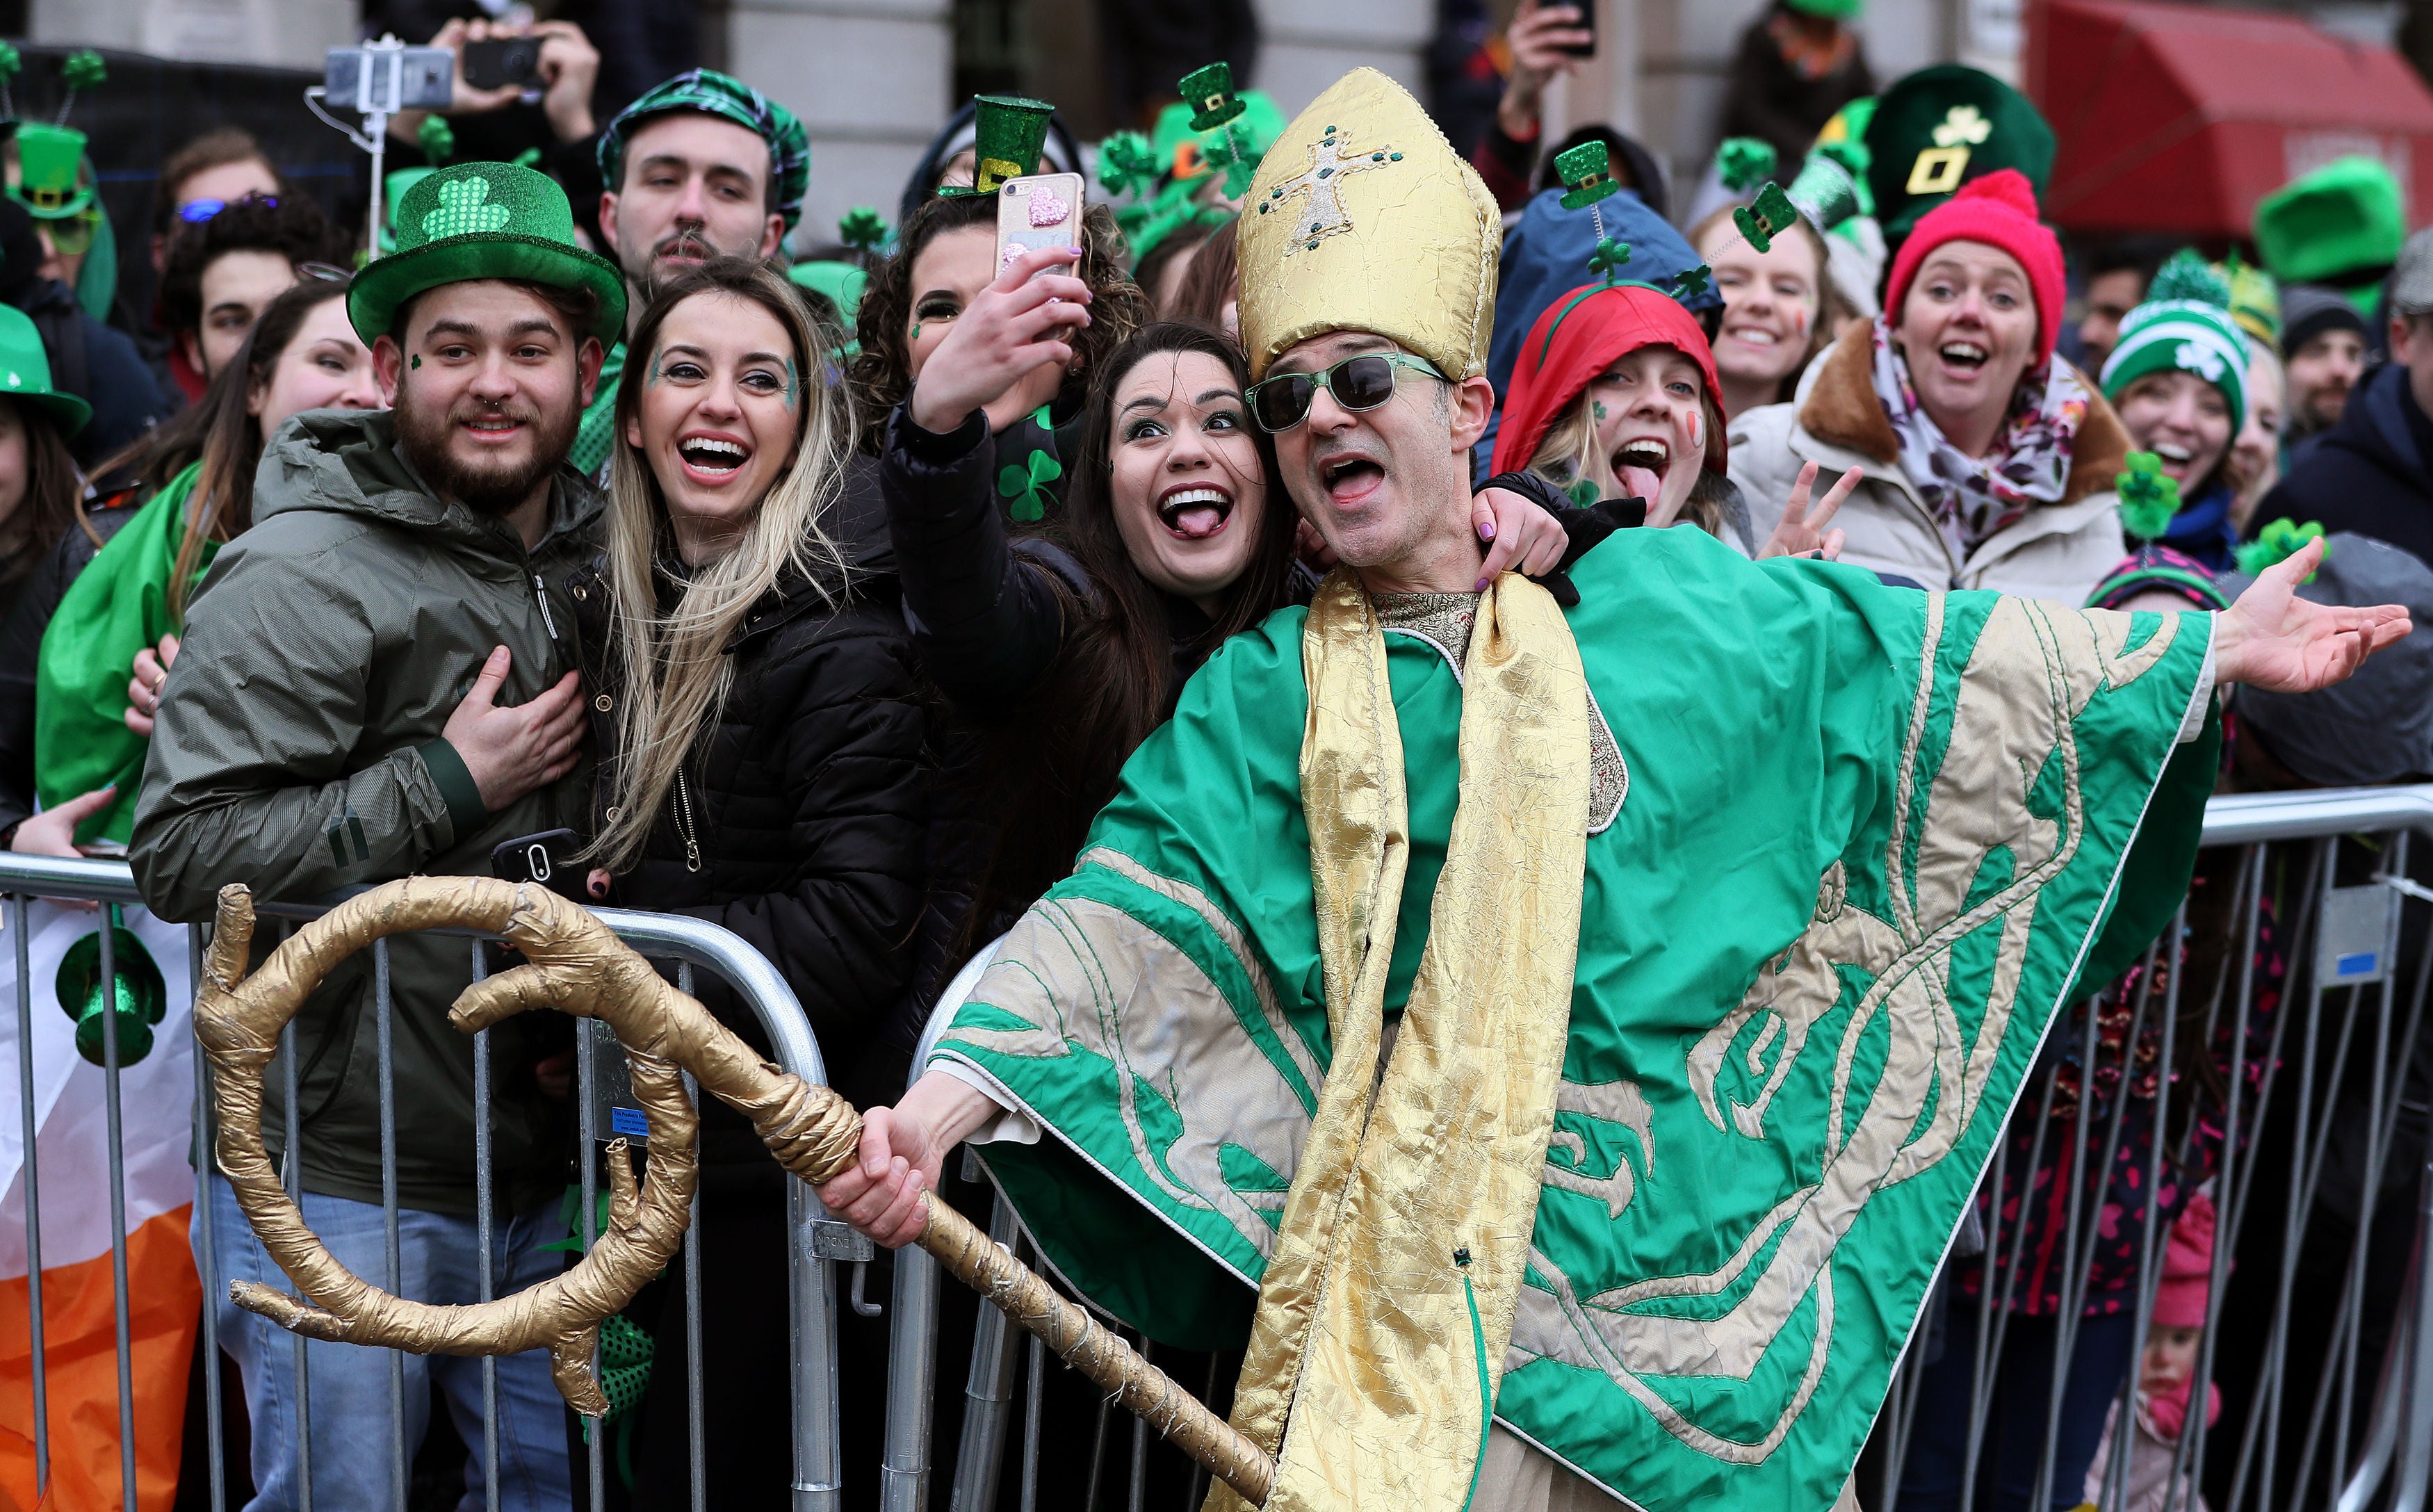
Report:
1882,168,2067,366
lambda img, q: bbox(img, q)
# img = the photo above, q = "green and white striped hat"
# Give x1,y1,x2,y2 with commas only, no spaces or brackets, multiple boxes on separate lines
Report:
2099,249,2248,434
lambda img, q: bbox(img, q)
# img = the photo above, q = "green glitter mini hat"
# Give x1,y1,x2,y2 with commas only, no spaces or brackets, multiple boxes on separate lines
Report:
348,161,627,344
943,95,1056,197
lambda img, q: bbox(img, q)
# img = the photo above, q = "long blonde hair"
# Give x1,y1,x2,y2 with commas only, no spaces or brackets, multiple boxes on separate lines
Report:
590,257,856,872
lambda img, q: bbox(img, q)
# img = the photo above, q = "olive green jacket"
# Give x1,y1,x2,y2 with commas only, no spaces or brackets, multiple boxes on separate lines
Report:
132,408,598,1215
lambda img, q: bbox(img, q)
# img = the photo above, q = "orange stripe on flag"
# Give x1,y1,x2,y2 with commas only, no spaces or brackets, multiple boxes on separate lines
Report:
0,1206,201,1511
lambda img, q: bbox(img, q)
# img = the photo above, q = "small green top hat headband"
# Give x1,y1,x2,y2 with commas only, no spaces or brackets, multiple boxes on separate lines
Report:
1182,62,1244,132
943,95,1057,197
1549,140,1708,303
10,123,93,220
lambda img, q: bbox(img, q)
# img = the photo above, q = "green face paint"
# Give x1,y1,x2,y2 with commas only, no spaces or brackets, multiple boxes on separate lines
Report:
646,352,664,388
1592,400,1606,421
409,355,421,369
782,359,799,408
910,324,921,341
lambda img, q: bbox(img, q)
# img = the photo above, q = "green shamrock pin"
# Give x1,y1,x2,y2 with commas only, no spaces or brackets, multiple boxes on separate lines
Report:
998,423,1062,523
2234,518,2329,580
1716,137,1777,193
2114,451,2181,540
424,175,511,239
838,207,889,254
1097,130,1160,200
1586,236,1632,285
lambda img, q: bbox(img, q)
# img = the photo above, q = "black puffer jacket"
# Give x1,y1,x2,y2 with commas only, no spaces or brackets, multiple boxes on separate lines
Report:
569,510,931,1132
0,498,140,842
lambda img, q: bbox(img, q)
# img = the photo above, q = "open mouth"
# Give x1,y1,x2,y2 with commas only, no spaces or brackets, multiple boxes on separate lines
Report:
1317,450,1385,507
1156,482,1234,540
1723,324,1781,348
462,414,524,445
676,432,752,482
1938,341,1990,373
2152,441,2193,478
1610,437,1672,503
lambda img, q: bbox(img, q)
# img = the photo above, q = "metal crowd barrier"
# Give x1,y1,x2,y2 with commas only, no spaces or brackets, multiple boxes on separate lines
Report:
879,784,2433,1512
1,852,854,1512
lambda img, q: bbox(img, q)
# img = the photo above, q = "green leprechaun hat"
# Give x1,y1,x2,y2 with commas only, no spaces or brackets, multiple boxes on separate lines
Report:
348,161,627,345
2254,156,2404,291
1180,62,1244,132
1554,139,1621,211
8,122,94,219
1864,65,2053,240
0,302,89,436
943,94,1056,197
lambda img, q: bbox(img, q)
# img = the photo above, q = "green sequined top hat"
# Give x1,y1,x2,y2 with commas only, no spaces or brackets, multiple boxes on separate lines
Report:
1180,62,1244,131
348,161,628,345
8,122,93,219
596,69,813,233
1863,64,2053,239
1554,139,1620,210
941,94,1057,197
2254,156,2404,289
0,302,89,436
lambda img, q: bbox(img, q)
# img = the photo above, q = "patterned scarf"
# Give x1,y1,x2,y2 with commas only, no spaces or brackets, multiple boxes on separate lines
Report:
1870,317,2088,563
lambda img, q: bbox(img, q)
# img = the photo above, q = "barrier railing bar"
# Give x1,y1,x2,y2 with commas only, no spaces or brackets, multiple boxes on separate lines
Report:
2028,973,2119,1512
193,918,227,1512
2393,1159,2433,1512
375,937,405,1511
951,1192,1021,1512
2104,902,2186,1512
13,891,47,1495
1019,1332,1044,1512
1963,994,2068,1512
674,958,707,1512
1128,1338,1151,1512
580,1011,605,1512
279,925,314,1512
98,912,138,1510
471,938,500,1509
1186,1352,1220,1511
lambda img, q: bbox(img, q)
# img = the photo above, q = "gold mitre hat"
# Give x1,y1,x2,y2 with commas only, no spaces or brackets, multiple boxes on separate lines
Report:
1237,68,1501,382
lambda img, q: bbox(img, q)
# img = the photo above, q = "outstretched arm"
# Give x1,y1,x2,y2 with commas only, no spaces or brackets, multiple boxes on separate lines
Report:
2213,538,2413,691
815,1068,1002,1247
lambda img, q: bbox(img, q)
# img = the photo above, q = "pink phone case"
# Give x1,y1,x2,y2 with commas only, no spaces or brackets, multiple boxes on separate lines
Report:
995,172,1088,280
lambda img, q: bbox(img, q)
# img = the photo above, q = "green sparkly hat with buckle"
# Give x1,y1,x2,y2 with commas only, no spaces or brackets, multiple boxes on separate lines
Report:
348,161,627,345
9,122,94,220
943,95,1057,197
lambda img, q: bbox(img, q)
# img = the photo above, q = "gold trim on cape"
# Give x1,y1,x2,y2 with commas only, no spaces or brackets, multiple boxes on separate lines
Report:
1207,568,1593,1512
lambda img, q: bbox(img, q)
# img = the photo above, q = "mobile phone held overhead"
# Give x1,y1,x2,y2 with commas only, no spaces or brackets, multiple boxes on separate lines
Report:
995,172,1087,284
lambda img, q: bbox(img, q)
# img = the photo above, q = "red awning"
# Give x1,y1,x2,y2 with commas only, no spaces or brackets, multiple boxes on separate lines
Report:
2026,0,2433,239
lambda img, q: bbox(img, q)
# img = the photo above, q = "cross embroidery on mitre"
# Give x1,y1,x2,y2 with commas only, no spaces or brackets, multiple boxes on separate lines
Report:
1255,123,1403,257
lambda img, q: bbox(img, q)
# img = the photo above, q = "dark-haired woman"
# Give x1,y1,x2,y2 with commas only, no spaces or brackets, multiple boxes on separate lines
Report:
847,188,1150,525
0,275,378,856
0,302,92,632
567,255,929,1507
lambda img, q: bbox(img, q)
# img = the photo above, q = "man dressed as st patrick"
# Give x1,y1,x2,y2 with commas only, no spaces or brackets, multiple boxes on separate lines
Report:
819,70,2408,1512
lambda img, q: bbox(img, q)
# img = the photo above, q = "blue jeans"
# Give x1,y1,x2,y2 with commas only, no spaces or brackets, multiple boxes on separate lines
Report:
198,1173,572,1511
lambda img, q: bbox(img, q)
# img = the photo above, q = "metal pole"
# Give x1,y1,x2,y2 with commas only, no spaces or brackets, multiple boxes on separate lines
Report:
192,920,227,1512
471,940,499,1507
13,893,47,1496
98,912,138,1510
375,938,405,1510
952,1194,1023,1512
579,1019,605,1512
677,961,706,1512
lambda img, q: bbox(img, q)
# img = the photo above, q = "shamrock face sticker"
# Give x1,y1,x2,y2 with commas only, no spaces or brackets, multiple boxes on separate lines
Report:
424,176,511,241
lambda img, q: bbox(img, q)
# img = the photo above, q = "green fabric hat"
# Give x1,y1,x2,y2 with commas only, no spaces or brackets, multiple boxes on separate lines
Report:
0,302,88,435
379,167,439,256
8,122,93,219
2254,155,2404,288
2217,257,2279,348
2099,250,2249,434
596,69,812,233
1784,0,1863,16
944,95,1056,197
788,259,869,355
348,161,627,345
1864,65,2053,239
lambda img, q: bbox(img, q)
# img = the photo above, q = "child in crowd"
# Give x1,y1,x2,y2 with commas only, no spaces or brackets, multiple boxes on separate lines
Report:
2083,1192,2220,1512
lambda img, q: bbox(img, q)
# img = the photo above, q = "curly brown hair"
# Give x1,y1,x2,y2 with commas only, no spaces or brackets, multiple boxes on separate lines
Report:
847,190,1150,448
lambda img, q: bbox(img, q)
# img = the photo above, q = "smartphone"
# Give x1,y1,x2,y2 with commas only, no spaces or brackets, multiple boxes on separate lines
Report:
995,172,1088,284
1556,1,1597,59
462,35,545,92
491,828,584,899
324,44,455,114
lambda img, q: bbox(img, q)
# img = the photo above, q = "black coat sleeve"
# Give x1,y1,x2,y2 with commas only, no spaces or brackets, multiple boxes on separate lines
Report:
0,514,118,837
879,400,1069,715
683,619,931,1052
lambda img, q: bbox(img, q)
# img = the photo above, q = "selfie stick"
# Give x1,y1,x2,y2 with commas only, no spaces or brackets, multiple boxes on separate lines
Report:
302,34,419,261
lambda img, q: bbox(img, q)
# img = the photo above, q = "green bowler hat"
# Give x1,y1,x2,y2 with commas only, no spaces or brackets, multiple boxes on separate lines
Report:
348,161,627,345
945,94,1056,197
8,123,94,219
2254,156,2404,288
0,303,89,436
1864,65,2053,239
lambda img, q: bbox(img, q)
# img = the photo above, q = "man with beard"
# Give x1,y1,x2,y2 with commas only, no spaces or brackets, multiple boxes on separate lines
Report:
2279,284,2372,464
129,161,621,1511
570,70,811,478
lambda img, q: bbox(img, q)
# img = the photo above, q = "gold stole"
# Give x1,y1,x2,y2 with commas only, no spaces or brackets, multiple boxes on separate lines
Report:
1208,570,1593,1512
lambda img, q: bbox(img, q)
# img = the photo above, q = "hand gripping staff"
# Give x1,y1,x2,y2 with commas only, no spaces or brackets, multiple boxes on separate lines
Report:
195,876,1277,1506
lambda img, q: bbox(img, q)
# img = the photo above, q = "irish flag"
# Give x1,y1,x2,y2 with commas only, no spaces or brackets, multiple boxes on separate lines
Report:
0,902,199,1509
